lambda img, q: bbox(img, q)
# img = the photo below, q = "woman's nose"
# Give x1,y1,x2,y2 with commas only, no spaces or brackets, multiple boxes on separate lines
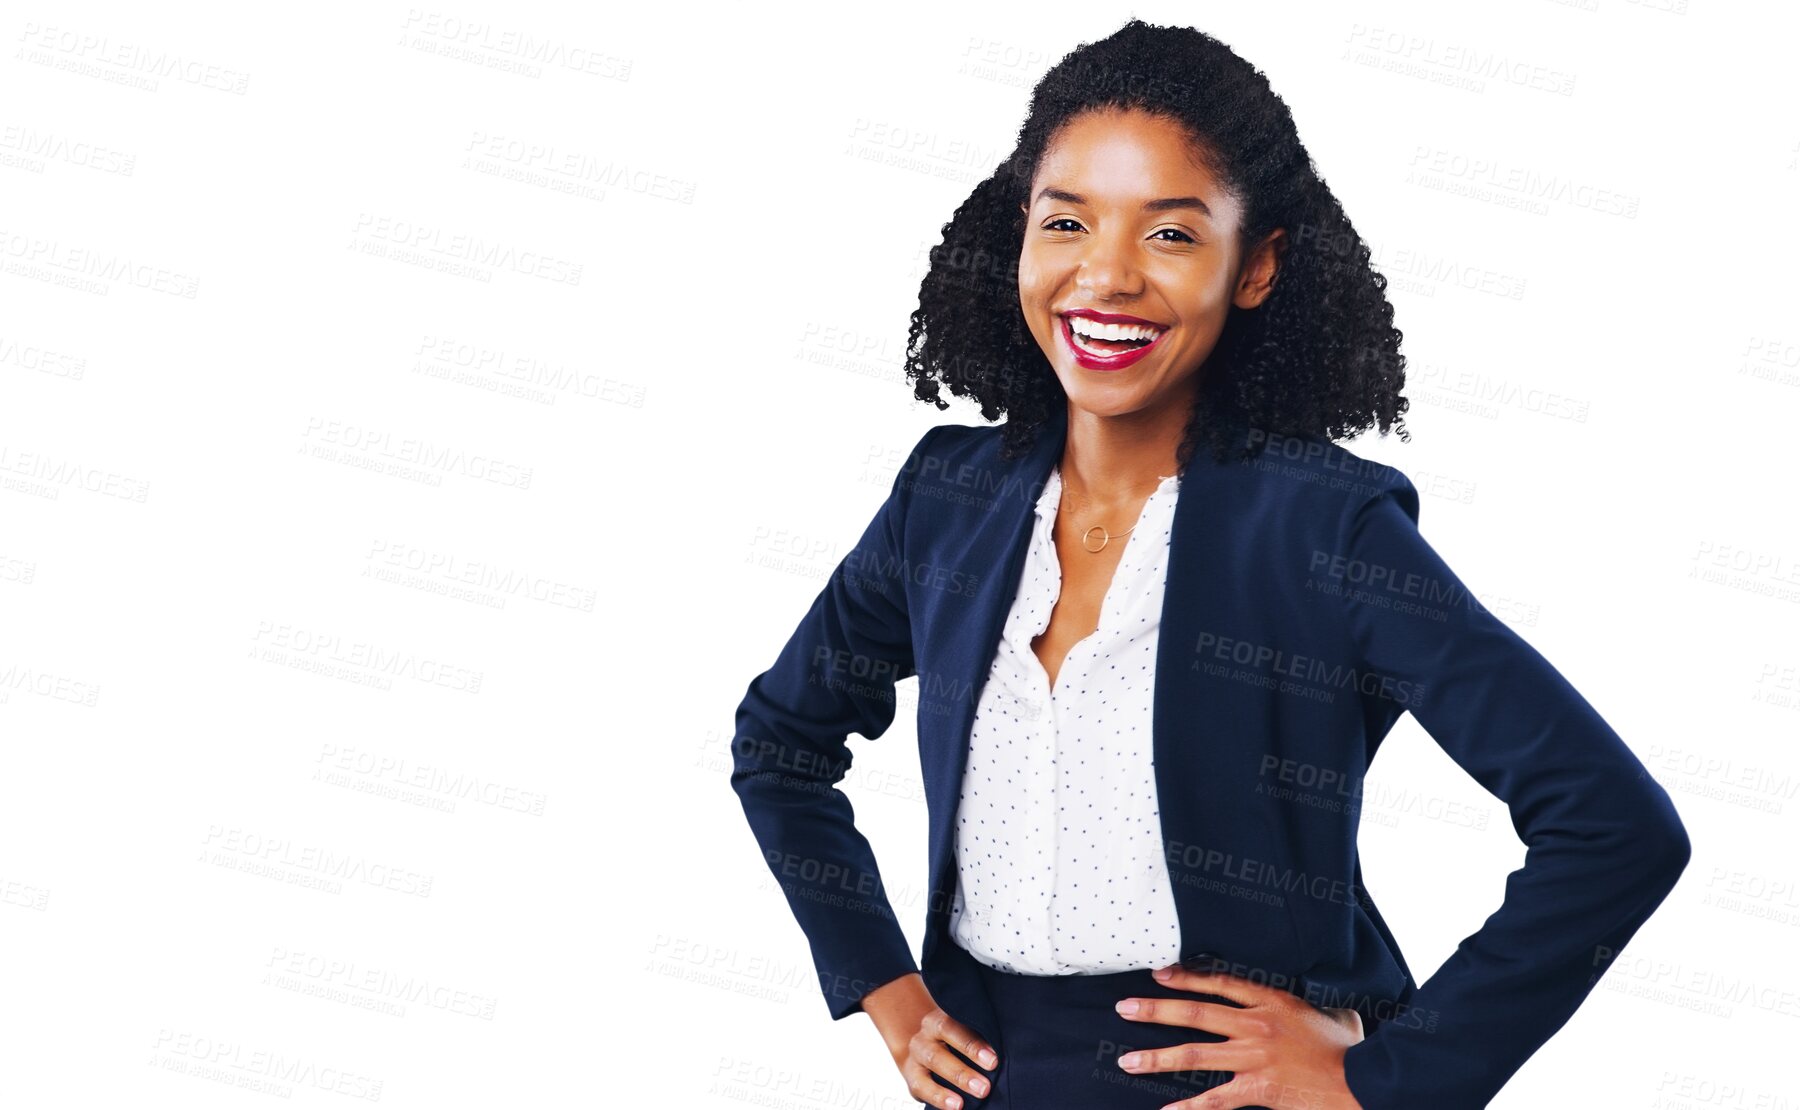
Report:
1075,238,1144,298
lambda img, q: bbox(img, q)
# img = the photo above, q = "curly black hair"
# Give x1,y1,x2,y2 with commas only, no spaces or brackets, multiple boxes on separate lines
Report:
903,18,1410,468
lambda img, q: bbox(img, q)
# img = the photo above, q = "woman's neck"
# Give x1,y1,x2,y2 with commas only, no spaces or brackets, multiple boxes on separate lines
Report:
1059,399,1189,509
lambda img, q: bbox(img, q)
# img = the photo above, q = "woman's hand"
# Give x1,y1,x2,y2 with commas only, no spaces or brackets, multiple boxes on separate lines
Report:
1113,964,1365,1110
861,972,999,1110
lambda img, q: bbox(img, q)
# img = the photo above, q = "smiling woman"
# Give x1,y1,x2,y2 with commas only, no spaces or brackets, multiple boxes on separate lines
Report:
729,15,1688,1110
903,22,1408,472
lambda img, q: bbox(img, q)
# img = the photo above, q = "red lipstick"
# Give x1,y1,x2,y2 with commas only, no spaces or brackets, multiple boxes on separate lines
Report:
1057,308,1169,372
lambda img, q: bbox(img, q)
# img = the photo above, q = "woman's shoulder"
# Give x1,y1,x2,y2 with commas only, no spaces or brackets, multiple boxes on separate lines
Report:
892,420,1045,520
915,420,1000,453
1235,429,1416,502
898,420,1012,483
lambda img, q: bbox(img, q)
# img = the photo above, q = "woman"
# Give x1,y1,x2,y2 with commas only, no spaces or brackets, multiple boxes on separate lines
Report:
729,19,1689,1110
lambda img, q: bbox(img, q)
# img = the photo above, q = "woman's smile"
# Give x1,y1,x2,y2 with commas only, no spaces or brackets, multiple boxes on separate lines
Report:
1058,308,1170,371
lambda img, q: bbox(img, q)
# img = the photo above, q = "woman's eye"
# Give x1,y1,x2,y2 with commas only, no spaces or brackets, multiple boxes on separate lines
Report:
1040,220,1195,243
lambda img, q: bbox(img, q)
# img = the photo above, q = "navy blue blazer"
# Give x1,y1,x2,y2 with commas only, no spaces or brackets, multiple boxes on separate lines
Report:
729,404,1690,1108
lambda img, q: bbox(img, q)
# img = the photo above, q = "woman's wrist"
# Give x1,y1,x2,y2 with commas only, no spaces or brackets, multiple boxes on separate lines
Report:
860,972,929,1055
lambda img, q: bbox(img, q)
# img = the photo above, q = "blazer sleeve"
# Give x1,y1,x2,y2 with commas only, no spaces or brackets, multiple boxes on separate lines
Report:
728,426,939,1021
1334,474,1691,1109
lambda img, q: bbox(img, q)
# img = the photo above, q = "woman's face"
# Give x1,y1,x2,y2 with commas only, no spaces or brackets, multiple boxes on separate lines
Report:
1018,107,1282,421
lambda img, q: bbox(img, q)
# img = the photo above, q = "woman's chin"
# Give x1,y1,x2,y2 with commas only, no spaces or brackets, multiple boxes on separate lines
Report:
1062,394,1154,422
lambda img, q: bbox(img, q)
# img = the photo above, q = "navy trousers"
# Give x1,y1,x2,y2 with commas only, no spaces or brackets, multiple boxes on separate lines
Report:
926,945,1273,1109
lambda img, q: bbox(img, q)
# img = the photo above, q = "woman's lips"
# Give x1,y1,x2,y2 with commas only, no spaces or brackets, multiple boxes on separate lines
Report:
1059,314,1167,371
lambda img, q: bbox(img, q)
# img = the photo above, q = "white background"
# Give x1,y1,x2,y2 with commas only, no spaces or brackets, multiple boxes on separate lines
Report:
2,0,1796,1106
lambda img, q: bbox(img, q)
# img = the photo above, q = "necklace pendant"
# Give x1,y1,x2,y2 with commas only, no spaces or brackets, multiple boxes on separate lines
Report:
1081,525,1110,553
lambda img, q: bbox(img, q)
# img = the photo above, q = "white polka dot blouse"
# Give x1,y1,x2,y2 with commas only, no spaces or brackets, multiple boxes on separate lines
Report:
949,462,1185,976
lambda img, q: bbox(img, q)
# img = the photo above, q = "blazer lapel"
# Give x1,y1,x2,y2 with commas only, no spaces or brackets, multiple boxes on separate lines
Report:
921,406,1065,954
1156,425,1238,962
1153,414,1313,973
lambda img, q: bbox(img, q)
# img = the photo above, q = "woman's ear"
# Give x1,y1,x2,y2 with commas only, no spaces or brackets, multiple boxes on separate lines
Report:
1234,227,1287,310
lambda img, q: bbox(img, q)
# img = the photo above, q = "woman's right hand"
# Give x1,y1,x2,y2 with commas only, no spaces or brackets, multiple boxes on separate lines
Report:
861,973,999,1109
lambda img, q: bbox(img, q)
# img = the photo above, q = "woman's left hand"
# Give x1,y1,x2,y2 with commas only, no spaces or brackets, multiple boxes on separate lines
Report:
1113,963,1365,1110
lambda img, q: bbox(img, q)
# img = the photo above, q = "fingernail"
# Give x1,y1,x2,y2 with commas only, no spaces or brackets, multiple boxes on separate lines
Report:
1119,1052,1141,1070
947,1097,961,1110
1115,998,1139,1014
978,1048,997,1068
972,1077,989,1095
1151,966,1173,980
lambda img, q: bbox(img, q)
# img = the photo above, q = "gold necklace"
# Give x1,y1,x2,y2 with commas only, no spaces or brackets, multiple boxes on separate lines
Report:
1061,470,1174,553
1080,521,1134,553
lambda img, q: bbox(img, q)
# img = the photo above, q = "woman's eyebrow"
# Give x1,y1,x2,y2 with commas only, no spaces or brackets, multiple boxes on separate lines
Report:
1031,186,1213,219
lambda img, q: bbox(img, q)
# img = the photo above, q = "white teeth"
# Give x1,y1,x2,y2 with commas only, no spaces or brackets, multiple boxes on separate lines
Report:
1065,316,1164,342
